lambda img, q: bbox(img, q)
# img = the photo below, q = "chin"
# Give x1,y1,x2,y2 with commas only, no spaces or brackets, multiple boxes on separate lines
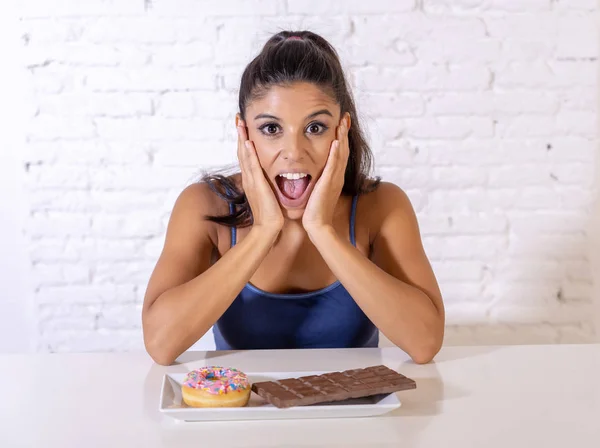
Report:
281,207,305,221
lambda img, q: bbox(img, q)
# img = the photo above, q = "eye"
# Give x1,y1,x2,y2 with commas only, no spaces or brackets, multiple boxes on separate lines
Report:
258,122,281,136
307,122,329,135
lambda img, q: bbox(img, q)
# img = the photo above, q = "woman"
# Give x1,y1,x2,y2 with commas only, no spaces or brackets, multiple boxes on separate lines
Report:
142,30,444,366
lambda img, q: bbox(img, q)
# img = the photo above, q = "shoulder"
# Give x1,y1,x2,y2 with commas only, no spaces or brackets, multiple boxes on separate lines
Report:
168,181,230,246
357,181,418,243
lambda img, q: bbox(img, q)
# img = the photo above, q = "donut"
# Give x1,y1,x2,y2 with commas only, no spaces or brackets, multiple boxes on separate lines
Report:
181,366,251,408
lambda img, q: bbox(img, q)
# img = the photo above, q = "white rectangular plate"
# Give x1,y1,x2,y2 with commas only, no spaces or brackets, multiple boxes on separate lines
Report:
160,370,401,421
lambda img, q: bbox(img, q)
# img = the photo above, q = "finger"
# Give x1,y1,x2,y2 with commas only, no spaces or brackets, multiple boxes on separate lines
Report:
237,128,253,189
237,124,247,172
244,140,263,179
321,140,339,179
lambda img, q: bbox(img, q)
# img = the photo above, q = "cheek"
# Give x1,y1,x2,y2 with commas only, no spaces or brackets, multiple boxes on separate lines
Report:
315,141,332,166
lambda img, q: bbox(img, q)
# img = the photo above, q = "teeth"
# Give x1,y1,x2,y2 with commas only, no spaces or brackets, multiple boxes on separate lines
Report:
279,173,308,180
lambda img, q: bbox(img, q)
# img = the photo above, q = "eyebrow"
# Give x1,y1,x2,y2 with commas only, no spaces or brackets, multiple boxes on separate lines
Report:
253,109,333,121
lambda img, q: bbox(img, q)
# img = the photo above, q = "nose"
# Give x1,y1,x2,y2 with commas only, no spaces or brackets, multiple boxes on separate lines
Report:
281,130,305,161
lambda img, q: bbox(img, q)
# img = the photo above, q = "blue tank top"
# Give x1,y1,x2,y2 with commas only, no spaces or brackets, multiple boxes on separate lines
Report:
213,194,379,350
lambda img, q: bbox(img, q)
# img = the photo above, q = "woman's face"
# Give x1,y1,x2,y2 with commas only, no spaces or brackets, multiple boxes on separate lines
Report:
238,82,347,220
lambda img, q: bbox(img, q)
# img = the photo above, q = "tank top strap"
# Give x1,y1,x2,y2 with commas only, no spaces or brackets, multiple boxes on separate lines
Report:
222,183,237,248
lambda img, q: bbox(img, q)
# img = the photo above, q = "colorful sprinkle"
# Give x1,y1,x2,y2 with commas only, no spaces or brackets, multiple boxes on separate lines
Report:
183,366,250,395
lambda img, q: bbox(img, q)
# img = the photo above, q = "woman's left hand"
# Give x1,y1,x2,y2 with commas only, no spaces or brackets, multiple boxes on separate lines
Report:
302,114,350,234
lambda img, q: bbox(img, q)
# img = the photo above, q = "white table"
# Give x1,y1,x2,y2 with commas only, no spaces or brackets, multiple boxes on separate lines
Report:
1,344,598,447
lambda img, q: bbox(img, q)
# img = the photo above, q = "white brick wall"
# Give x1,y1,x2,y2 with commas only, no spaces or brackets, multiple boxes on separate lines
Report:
10,0,600,353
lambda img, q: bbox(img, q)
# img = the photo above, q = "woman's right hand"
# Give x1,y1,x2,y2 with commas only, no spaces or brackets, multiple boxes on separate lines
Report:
237,121,284,232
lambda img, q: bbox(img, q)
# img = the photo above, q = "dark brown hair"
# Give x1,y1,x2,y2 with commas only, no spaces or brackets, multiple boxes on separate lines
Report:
203,30,381,227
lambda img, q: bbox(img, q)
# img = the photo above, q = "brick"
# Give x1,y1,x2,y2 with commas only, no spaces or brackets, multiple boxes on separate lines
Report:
154,92,195,117
40,329,143,352
416,39,501,63
431,261,484,281
36,285,137,305
151,43,214,67
554,0,597,10
562,282,594,301
357,93,424,118
558,88,598,112
550,163,595,187
82,19,179,44
25,43,122,67
487,0,551,12
496,261,563,282
376,166,431,189
508,234,587,259
85,68,216,92
403,117,494,139
495,116,556,138
153,141,237,167
31,263,90,287
489,164,555,187
94,117,225,141
557,14,598,59
431,166,487,188
499,39,555,62
90,213,165,238
89,165,196,190
24,141,151,166
88,191,169,213
557,187,594,210
26,165,89,189
427,188,512,213
67,238,148,262
445,303,489,325
349,40,417,66
96,304,143,329
495,62,555,89
18,0,141,18
151,0,285,16
427,93,494,116
564,261,593,282
508,211,588,235
27,116,96,140
37,93,153,117
419,214,508,235
422,235,506,260
374,139,429,166
513,187,563,210
548,60,597,88
355,65,491,92
422,0,489,14
490,303,593,325
93,262,155,285
27,212,91,237
289,0,414,14
21,18,88,44
485,14,556,39
37,304,101,330
438,282,483,303
556,111,597,138
353,15,487,43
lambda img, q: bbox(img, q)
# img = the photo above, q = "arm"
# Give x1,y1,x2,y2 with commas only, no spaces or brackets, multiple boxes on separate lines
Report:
142,183,280,366
307,183,444,364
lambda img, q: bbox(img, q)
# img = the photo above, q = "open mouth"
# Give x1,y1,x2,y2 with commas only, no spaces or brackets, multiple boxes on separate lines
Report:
274,173,314,208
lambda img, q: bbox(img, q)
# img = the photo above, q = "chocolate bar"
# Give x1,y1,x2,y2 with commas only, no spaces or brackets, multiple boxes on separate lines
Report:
251,365,416,409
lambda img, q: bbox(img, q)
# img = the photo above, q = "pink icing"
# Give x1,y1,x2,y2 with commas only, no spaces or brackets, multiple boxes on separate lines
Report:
183,366,250,395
